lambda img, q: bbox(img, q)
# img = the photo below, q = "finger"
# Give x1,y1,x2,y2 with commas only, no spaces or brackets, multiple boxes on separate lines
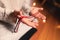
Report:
17,15,21,18
38,7,43,10
34,22,39,27
21,18,36,28
27,17,35,22
32,7,43,11
20,11,23,16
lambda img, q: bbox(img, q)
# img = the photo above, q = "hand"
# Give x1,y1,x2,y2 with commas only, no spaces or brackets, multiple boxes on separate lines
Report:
31,7,46,20
21,18,38,28
13,10,38,28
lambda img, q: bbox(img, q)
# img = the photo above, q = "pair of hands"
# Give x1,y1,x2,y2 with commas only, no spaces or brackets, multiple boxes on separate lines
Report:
13,7,46,28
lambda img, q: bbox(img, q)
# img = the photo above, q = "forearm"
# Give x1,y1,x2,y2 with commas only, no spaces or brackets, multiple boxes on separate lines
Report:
0,7,15,23
0,7,14,15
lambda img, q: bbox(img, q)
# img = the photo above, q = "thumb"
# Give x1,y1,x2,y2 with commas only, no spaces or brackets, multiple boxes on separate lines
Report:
20,10,23,16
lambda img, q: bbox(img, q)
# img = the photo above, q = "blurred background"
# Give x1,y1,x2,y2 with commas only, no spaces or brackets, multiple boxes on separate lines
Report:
30,0,60,40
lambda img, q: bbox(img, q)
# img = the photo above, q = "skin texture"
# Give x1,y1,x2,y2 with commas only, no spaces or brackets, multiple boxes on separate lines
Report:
13,7,46,32
16,7,46,28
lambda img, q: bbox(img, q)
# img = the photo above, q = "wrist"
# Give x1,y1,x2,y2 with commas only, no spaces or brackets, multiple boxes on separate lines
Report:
18,16,29,20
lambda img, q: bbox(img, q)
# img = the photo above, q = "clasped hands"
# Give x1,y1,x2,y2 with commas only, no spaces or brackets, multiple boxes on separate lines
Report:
13,7,46,28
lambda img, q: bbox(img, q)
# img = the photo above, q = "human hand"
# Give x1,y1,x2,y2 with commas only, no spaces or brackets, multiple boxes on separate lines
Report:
31,7,46,19
21,18,38,28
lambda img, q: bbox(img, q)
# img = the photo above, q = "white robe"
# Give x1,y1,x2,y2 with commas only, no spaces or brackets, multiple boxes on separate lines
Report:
0,0,36,40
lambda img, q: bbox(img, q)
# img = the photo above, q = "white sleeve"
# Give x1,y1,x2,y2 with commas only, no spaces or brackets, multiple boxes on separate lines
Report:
0,7,14,22
22,0,31,14
0,7,4,20
0,0,14,20
0,7,4,13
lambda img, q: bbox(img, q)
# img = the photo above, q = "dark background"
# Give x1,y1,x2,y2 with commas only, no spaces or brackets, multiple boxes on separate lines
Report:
35,0,60,22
